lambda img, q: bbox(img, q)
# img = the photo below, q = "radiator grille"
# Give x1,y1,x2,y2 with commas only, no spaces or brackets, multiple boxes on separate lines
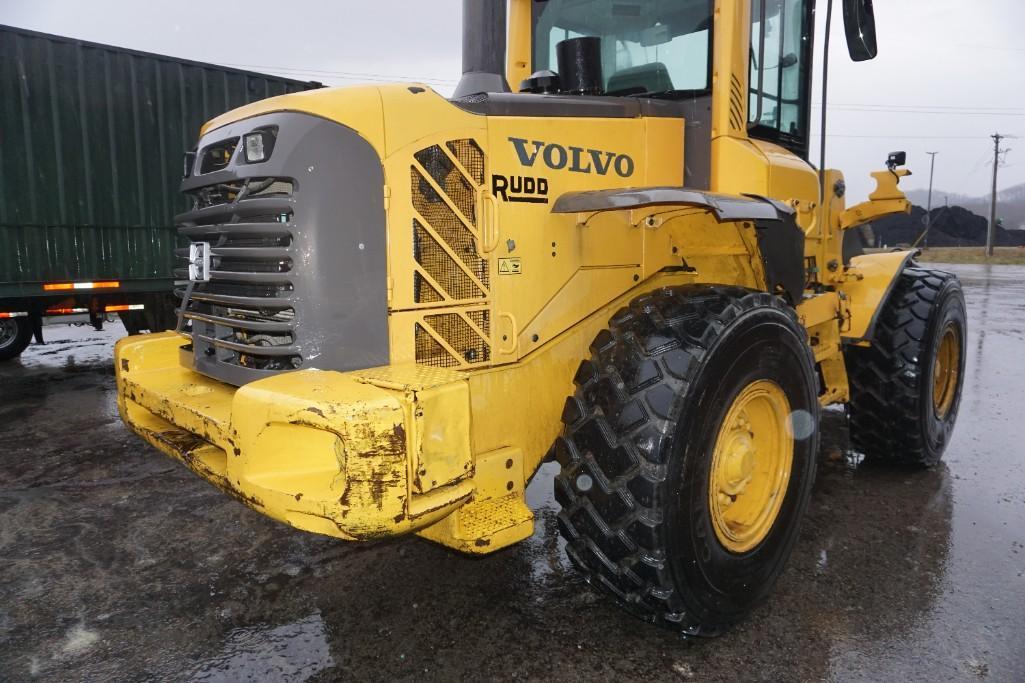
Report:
176,176,301,372
410,139,491,369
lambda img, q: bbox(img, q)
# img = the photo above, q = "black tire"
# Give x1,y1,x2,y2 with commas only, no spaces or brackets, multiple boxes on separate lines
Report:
0,317,33,361
845,266,967,466
145,293,180,333
119,311,145,336
119,294,179,335
554,286,820,635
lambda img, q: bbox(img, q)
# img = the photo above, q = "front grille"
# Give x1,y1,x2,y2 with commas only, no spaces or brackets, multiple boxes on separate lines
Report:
176,176,301,373
176,111,389,386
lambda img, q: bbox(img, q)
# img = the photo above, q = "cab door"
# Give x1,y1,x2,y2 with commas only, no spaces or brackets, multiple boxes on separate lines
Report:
747,0,815,161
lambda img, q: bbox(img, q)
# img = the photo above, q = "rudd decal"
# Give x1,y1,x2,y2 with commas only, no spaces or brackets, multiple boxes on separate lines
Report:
492,174,549,204
508,137,635,178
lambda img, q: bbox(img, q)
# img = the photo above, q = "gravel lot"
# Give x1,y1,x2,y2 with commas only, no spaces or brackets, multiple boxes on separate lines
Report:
1,263,1022,681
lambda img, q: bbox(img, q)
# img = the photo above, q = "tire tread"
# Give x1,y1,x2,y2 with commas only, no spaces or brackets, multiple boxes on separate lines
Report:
554,285,802,635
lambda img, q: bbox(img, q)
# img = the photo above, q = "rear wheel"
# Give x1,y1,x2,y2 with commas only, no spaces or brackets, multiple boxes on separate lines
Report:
0,317,33,361
845,266,967,466
554,286,819,635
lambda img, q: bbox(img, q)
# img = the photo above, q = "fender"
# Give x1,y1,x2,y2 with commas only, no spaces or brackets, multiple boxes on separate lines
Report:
551,186,792,222
838,249,917,343
552,186,805,303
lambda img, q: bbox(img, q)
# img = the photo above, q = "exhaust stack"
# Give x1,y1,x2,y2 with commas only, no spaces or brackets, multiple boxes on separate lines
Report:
452,0,510,98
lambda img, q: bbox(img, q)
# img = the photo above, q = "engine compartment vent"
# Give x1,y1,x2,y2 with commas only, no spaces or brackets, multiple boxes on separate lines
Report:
410,138,492,369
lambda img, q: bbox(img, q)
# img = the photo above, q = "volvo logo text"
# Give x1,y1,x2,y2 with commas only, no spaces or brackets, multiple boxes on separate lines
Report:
508,137,635,178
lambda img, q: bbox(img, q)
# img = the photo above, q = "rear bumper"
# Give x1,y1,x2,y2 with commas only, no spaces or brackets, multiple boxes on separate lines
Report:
115,332,479,541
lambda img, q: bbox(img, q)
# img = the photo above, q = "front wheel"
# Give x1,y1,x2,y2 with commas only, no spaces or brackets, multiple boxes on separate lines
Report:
0,317,33,361
845,266,967,466
554,287,820,635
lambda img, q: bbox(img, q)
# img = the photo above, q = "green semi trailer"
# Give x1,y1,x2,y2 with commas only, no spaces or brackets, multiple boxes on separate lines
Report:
0,24,319,360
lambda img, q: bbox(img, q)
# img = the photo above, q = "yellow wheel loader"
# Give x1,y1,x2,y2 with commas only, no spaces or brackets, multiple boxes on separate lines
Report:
116,0,967,635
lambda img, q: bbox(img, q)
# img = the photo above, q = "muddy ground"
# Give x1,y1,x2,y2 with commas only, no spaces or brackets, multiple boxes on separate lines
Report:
1,263,1023,681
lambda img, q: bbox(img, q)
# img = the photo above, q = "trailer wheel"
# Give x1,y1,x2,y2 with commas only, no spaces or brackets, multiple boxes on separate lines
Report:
119,311,145,336
554,286,819,635
0,317,33,361
119,294,179,335
144,293,180,333
845,266,966,466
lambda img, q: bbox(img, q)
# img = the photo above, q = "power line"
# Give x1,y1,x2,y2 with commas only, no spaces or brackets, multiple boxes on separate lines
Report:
820,108,1025,117
967,149,997,175
815,102,1025,112
218,62,458,85
811,134,1007,140
954,44,1025,53
811,104,1025,116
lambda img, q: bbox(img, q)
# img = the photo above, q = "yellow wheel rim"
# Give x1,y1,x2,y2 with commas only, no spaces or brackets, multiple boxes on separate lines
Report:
708,380,794,554
932,324,960,419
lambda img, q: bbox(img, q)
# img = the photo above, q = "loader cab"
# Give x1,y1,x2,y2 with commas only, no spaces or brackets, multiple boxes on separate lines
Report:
457,0,878,189
526,0,815,160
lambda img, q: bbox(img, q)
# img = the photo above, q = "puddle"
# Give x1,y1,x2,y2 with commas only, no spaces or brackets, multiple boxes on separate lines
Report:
189,612,335,682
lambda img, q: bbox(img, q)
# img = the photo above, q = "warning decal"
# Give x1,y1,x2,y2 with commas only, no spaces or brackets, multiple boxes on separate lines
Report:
498,258,522,275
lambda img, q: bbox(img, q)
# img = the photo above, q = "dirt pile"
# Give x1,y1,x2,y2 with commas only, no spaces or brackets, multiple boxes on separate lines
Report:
869,205,1025,248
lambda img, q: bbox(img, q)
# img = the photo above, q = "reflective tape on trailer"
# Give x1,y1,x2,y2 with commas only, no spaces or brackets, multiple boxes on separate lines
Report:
44,307,90,315
23,304,146,316
42,281,121,291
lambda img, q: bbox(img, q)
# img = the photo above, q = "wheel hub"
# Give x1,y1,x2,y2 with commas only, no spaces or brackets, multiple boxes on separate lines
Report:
718,427,755,499
709,380,794,554
0,318,18,350
932,324,960,419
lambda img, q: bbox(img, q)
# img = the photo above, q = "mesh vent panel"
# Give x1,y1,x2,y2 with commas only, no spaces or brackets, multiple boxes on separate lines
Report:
446,139,486,186
415,323,460,368
413,272,444,303
414,146,476,222
410,172,486,281
425,313,490,364
410,138,491,369
413,220,484,301
467,309,490,335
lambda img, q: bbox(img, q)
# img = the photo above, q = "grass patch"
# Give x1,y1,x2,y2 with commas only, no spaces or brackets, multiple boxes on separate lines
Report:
914,247,1025,265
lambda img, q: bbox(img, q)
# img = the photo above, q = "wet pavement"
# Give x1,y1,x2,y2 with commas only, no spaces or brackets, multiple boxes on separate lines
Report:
1,263,1023,682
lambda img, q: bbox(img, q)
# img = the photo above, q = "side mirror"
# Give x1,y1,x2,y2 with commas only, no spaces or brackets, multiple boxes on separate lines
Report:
842,0,878,61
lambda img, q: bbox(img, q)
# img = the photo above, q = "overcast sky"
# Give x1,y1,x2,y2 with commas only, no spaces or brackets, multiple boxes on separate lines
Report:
4,0,1023,202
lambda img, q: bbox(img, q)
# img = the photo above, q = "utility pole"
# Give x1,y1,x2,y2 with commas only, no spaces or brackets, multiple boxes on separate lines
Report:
925,151,938,249
987,134,1003,257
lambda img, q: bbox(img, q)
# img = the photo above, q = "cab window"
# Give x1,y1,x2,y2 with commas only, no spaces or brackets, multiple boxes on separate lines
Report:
748,0,814,158
533,0,714,97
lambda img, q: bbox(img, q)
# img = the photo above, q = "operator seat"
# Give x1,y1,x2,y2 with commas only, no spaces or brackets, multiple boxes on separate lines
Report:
606,62,674,96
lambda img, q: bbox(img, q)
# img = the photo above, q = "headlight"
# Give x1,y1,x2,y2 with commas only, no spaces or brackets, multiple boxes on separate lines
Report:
183,150,196,179
243,128,277,163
